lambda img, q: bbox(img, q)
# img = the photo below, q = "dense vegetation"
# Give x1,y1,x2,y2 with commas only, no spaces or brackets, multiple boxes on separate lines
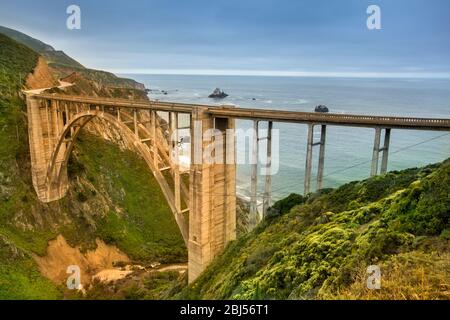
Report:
179,161,449,299
0,33,185,299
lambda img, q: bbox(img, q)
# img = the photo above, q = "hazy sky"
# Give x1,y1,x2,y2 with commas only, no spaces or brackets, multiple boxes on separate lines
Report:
1,0,449,77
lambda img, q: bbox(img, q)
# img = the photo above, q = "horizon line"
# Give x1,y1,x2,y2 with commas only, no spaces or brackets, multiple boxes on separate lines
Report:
112,69,450,79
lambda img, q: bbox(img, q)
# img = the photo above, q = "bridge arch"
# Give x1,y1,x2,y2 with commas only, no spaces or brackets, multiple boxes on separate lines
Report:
46,109,189,243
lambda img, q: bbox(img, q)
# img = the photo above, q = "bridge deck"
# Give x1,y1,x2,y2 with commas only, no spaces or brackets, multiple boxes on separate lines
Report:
33,93,450,131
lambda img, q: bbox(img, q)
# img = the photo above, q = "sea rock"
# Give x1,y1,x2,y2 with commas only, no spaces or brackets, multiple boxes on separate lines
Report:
208,88,228,99
315,105,329,113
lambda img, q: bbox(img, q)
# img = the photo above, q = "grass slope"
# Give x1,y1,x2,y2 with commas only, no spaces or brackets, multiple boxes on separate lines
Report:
180,161,450,300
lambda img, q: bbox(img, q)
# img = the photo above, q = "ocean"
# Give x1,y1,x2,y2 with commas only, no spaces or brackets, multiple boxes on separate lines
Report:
123,74,450,202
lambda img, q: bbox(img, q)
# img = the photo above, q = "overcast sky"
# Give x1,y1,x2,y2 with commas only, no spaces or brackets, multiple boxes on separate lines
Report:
1,0,449,77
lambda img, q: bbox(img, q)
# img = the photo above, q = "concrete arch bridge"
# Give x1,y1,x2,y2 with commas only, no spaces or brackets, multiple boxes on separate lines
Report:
26,93,450,282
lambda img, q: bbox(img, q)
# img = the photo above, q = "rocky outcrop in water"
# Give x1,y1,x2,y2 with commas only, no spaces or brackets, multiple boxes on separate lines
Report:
315,105,329,113
209,88,228,99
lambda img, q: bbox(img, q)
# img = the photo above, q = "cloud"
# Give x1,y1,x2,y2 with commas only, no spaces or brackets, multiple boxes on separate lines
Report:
114,68,450,79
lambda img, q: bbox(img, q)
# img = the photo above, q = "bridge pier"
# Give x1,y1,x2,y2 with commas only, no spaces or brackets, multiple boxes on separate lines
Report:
371,127,391,176
170,112,182,213
304,124,327,195
380,128,391,174
249,120,274,227
26,96,69,202
151,110,158,170
262,121,273,217
249,120,259,229
316,125,327,190
188,107,236,283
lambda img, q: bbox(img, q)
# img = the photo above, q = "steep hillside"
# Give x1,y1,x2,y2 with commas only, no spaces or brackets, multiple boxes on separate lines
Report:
180,161,450,300
0,33,186,299
0,25,83,68
0,25,145,90
0,33,38,97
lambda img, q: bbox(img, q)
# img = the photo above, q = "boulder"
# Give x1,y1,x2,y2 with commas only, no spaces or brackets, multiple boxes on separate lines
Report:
315,105,329,113
208,88,228,99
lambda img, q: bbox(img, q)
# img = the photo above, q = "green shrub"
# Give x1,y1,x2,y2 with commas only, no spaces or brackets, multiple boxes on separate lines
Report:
270,193,305,215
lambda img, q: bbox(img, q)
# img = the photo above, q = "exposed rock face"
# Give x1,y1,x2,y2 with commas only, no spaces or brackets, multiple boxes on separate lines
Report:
25,56,59,89
209,88,228,99
60,71,82,84
315,105,329,113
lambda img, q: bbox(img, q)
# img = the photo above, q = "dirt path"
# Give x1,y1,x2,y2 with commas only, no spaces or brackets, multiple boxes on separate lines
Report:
24,80,73,95
91,263,188,284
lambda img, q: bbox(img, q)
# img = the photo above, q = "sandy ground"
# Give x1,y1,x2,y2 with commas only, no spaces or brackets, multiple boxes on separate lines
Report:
34,235,188,287
91,263,188,284
92,269,134,283
33,235,130,286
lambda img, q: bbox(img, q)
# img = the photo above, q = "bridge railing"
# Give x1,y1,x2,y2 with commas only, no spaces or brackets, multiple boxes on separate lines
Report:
32,93,450,130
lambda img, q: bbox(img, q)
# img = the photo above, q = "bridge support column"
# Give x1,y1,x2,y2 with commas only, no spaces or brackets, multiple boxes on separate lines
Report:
371,128,391,176
249,120,259,229
27,96,68,202
151,110,158,170
371,128,382,176
133,109,139,136
304,124,327,195
262,121,273,217
380,128,391,174
304,124,314,194
188,107,236,283
316,125,327,190
170,112,182,213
